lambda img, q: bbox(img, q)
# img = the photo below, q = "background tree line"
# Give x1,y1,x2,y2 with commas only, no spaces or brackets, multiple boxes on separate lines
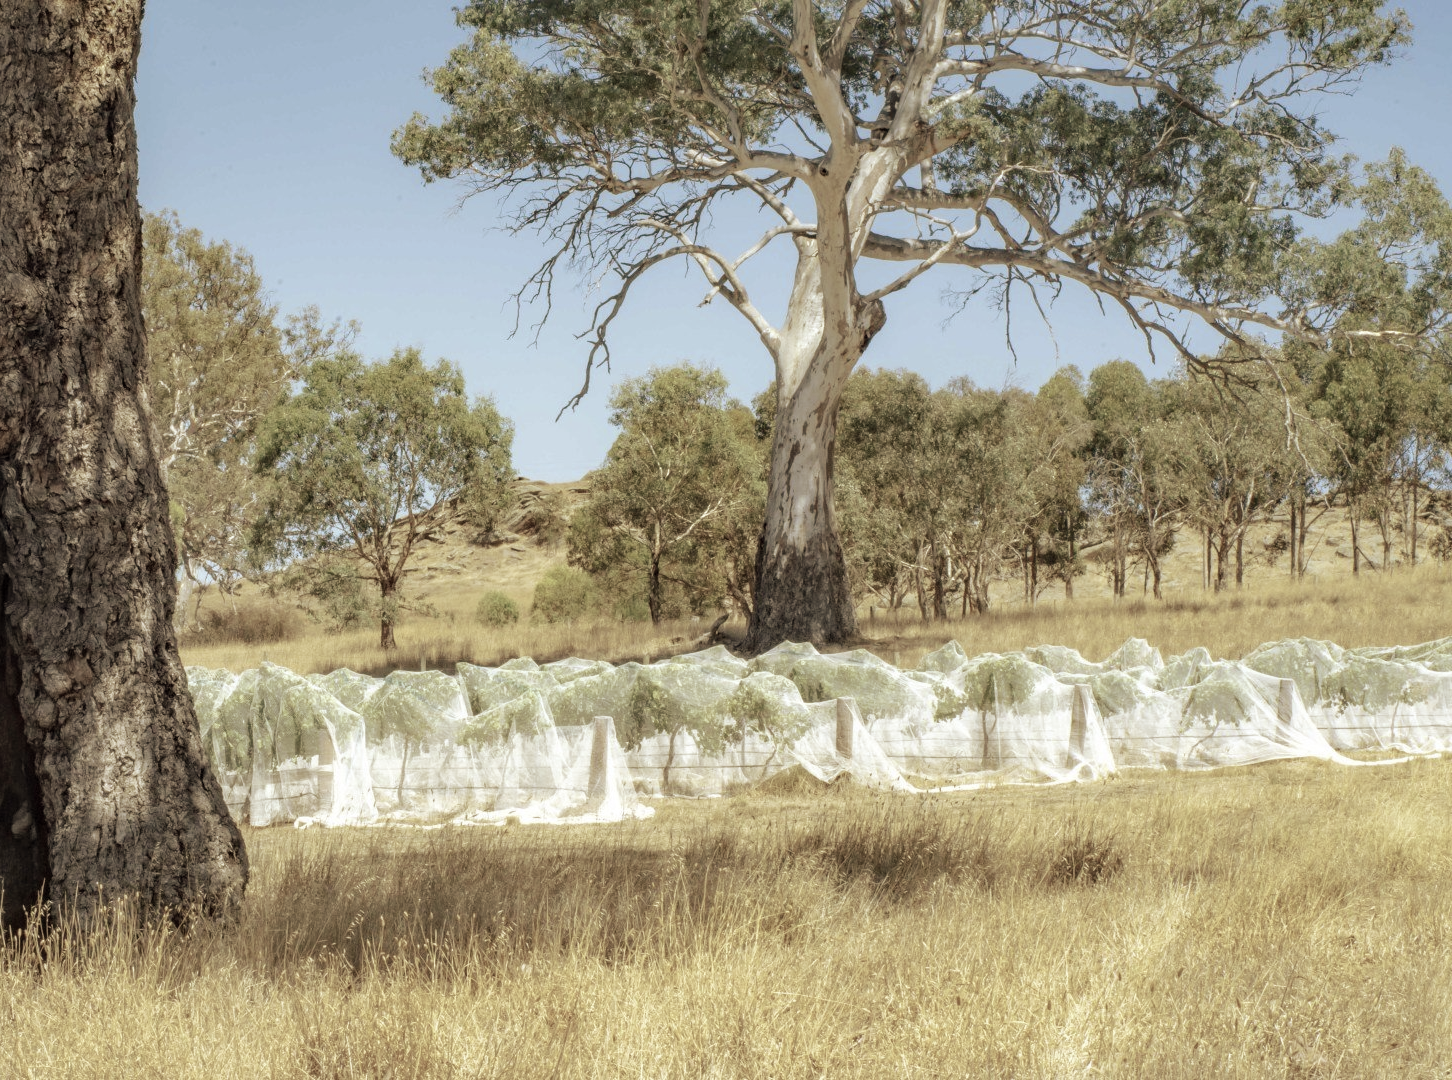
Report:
141,204,1452,640
561,348,1452,628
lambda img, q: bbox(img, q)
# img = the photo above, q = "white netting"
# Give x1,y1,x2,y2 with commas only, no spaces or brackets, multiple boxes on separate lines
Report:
186,634,1452,828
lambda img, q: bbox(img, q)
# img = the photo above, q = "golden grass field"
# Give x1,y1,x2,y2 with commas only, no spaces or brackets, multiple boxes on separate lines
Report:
182,558,1452,677
3,759,1450,1078
4,564,1446,1077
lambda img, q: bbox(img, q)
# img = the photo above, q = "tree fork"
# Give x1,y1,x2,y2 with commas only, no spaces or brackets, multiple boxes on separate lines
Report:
0,0,248,928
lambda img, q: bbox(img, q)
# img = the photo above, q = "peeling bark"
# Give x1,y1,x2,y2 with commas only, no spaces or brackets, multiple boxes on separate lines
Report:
0,0,248,927
746,337,860,651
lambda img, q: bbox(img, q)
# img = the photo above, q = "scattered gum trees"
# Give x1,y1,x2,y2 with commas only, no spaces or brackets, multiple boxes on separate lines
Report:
253,349,515,650
829,368,1084,618
0,0,247,927
395,0,1433,650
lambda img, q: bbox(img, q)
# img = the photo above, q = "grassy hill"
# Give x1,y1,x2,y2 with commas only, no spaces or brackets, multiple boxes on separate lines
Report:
179,481,1452,675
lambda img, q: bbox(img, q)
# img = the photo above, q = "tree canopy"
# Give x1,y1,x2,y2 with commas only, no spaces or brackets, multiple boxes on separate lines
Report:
253,348,515,649
568,364,763,623
141,210,353,624
396,0,1452,649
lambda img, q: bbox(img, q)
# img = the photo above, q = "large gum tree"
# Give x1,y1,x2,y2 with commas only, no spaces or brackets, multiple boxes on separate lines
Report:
0,0,248,926
394,0,1444,652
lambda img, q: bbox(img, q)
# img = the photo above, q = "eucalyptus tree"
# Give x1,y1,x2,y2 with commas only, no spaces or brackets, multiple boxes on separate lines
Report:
141,210,354,624
253,349,515,650
567,365,763,623
1293,149,1452,571
1175,368,1303,589
835,369,945,616
0,0,247,927
1085,361,1191,600
396,0,1432,650
1033,367,1093,599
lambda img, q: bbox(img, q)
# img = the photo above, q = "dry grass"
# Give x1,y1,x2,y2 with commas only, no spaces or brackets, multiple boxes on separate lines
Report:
4,759,1452,1077
182,561,1452,676
859,560,1452,670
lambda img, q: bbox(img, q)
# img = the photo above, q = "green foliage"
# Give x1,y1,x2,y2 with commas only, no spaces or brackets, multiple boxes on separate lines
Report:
567,364,764,624
828,368,1091,617
713,672,814,747
142,210,354,615
253,348,515,648
474,590,520,628
531,566,598,625
1430,527,1452,564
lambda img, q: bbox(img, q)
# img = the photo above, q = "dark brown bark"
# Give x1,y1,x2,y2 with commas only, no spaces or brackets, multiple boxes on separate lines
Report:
1065,518,1075,600
0,0,247,928
379,577,398,650
647,548,663,625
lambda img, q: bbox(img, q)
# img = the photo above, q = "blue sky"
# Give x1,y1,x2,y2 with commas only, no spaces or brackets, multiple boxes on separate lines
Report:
135,2,1452,482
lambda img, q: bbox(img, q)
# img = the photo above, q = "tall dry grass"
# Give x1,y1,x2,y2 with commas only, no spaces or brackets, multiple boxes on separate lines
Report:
182,560,1452,676
5,759,1452,1078
864,560,1452,669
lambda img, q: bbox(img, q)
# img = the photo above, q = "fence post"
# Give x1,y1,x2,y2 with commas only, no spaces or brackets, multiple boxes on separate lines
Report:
588,715,613,803
835,697,856,761
1277,679,1296,728
1069,683,1091,763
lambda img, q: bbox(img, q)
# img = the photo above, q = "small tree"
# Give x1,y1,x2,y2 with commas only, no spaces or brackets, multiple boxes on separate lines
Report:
475,590,521,627
254,349,515,649
568,365,764,624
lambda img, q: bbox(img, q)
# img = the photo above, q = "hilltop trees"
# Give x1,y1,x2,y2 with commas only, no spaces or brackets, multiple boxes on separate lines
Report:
396,0,1435,650
0,0,247,927
253,349,515,649
568,365,763,623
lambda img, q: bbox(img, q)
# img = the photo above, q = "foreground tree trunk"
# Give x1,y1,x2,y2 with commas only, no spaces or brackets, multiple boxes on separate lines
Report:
748,359,857,650
0,0,248,928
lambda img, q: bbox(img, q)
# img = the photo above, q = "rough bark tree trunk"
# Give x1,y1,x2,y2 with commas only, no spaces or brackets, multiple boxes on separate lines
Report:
0,0,248,929
746,353,860,650
1289,498,1298,579
1066,518,1075,600
647,545,664,626
1410,481,1419,565
379,577,398,650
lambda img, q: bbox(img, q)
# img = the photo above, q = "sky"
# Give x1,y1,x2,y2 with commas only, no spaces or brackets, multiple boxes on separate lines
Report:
135,2,1452,482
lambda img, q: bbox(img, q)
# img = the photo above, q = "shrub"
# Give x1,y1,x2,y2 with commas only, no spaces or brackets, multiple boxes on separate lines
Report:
1429,526,1452,563
474,590,520,628
531,566,597,624
186,603,303,646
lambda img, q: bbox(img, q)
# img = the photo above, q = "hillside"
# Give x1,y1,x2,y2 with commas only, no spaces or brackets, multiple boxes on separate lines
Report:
398,478,589,622
178,477,1452,677
401,481,1452,616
